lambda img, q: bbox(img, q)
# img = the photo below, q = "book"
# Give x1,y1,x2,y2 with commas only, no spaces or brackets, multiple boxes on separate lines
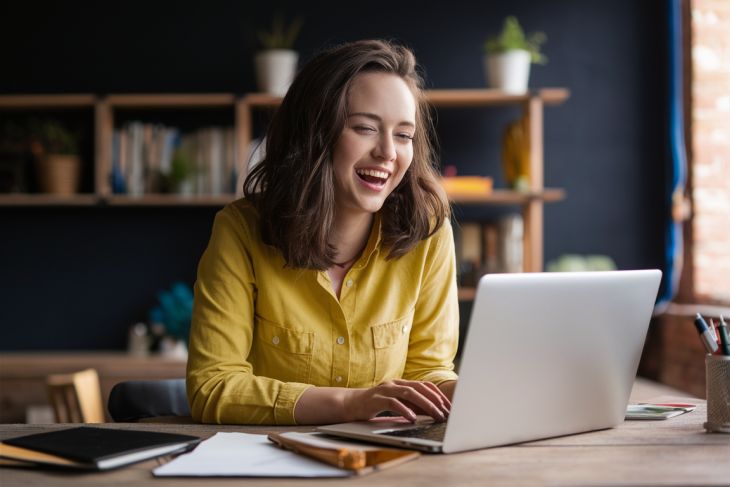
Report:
0,426,200,471
440,176,493,198
625,403,697,420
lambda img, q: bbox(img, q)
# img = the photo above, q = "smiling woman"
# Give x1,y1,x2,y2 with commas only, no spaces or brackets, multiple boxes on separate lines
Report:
187,40,458,426
330,72,416,248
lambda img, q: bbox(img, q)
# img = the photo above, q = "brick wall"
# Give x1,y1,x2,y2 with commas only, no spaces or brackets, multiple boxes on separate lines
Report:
643,1,729,397
656,314,709,397
691,0,730,303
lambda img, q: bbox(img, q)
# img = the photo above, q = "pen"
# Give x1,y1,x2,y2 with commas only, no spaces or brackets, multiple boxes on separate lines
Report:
694,313,719,354
717,315,730,356
709,318,719,344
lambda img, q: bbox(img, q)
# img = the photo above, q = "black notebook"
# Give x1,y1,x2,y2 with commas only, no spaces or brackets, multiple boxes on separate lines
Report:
0,426,200,471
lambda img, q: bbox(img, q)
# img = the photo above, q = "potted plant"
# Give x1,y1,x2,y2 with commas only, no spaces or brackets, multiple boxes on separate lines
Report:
169,145,194,195
29,120,81,195
484,16,547,94
254,14,303,96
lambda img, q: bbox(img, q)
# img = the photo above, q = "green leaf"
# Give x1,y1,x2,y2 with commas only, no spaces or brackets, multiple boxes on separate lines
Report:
484,15,547,65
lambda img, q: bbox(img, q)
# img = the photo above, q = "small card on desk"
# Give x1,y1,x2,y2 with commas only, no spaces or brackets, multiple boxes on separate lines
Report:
625,403,697,420
0,426,200,470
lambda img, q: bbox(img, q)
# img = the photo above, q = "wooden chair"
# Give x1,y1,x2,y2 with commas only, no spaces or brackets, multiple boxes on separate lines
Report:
46,368,105,423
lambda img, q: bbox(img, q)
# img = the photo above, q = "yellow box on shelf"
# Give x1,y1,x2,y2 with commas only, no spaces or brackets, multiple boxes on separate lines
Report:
440,176,493,198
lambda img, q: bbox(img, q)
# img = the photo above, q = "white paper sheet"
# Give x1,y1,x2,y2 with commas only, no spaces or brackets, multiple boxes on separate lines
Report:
153,432,350,477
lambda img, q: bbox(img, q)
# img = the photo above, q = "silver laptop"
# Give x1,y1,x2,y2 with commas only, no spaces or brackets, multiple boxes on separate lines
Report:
318,270,662,453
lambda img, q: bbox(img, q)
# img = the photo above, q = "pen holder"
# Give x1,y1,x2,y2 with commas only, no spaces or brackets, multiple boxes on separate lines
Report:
704,355,730,433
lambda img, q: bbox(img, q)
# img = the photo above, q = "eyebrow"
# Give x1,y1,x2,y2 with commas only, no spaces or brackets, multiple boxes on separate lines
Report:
348,112,416,129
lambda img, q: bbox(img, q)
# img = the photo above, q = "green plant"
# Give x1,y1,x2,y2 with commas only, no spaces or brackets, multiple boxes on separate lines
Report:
170,147,193,186
485,16,547,64
257,14,303,50
29,119,79,156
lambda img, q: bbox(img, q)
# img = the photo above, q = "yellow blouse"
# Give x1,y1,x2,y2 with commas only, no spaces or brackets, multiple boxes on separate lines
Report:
187,198,459,425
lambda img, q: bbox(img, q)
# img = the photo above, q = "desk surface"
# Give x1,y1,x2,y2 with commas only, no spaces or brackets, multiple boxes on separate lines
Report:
0,379,728,486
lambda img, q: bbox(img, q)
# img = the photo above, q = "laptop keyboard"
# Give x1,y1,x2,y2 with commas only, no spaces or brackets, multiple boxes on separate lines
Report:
379,422,447,442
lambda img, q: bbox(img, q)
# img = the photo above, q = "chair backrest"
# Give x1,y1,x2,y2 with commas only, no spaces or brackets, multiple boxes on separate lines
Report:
46,368,105,423
107,378,190,422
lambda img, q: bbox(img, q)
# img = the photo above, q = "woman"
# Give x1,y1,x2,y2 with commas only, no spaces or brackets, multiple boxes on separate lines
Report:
187,39,458,425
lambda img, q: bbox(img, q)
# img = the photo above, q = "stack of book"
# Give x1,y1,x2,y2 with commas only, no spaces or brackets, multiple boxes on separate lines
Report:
0,426,200,470
453,214,523,288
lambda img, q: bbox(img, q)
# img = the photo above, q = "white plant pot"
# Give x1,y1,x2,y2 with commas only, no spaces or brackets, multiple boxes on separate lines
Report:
484,50,532,94
255,49,299,96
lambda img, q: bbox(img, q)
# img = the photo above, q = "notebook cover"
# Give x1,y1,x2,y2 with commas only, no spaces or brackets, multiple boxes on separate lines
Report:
3,427,200,465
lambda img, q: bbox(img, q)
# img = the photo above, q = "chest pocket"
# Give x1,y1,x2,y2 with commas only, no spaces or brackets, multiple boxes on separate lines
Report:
251,316,314,384
371,315,412,386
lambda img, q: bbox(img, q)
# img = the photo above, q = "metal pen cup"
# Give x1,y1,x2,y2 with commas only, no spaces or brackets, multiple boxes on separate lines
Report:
704,355,730,433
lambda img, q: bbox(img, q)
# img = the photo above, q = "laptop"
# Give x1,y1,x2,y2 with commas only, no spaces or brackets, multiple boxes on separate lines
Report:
317,269,662,453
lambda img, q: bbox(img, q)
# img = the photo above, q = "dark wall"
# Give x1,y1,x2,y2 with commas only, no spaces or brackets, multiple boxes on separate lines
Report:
0,0,667,350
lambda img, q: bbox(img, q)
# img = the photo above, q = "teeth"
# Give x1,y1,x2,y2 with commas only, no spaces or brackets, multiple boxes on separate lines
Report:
356,169,389,180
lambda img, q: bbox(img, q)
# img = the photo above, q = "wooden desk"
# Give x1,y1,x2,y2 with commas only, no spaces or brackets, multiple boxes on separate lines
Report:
0,379,727,486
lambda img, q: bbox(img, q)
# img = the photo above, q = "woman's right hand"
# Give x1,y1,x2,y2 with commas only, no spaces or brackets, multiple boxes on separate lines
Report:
343,379,451,423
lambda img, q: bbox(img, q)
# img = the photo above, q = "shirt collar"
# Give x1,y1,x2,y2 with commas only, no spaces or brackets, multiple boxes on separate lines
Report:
353,212,382,269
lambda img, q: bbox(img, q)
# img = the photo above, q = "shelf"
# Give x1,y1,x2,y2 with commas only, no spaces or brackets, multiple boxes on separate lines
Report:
448,188,565,205
0,194,235,207
104,194,235,206
239,88,570,109
0,194,98,206
427,88,570,107
240,93,285,107
0,190,564,208
104,94,236,108
0,94,96,108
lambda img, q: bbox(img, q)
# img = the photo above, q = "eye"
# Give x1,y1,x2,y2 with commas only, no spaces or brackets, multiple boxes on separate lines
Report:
354,125,377,134
396,132,414,141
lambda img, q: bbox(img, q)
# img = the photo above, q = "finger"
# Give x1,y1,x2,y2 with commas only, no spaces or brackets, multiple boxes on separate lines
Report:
386,384,446,422
393,380,451,414
374,396,417,422
418,381,452,411
400,380,450,416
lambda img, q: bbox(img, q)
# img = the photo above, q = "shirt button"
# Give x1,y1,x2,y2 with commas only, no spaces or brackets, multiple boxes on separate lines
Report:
335,376,343,383
272,336,280,345
345,279,353,287
402,325,408,335
336,336,345,345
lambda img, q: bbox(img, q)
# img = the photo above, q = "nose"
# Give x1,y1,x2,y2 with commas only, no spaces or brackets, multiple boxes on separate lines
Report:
373,134,396,162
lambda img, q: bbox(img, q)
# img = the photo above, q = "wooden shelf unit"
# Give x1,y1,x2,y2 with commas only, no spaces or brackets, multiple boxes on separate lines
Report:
1,90,569,270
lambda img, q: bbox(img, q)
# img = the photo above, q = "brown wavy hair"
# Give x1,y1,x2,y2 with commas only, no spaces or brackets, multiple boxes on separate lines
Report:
243,39,449,269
